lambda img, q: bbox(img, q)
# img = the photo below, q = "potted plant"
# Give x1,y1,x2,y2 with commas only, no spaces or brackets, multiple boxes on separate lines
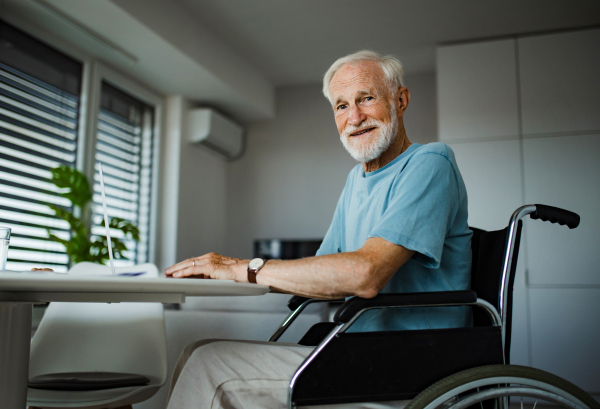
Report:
47,165,140,265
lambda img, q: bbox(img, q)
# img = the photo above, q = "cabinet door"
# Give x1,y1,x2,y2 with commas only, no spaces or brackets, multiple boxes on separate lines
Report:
529,288,600,393
519,29,600,135
437,39,519,142
449,140,523,230
523,134,600,285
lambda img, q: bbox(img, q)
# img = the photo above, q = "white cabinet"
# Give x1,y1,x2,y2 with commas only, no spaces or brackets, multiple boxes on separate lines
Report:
523,134,600,285
449,140,523,231
437,28,600,390
437,39,519,142
529,288,600,392
519,29,600,135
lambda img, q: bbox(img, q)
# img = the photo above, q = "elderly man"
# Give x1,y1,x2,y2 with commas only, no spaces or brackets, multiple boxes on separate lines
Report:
165,50,471,408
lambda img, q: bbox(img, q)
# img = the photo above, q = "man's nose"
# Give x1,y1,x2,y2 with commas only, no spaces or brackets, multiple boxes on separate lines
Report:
348,105,366,127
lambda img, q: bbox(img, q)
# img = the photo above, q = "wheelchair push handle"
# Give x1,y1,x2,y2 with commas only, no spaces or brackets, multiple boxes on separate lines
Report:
530,204,580,229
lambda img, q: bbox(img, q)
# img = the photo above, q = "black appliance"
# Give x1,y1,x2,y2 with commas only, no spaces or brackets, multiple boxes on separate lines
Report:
253,239,323,260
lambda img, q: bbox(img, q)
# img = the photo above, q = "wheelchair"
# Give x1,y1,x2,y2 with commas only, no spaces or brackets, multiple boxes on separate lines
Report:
268,204,599,409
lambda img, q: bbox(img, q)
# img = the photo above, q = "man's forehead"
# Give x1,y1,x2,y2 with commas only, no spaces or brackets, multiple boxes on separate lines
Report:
333,89,374,105
330,62,386,100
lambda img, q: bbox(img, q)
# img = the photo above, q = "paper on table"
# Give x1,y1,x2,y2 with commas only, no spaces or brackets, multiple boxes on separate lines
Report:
1,270,64,274
66,262,156,278
0,269,145,276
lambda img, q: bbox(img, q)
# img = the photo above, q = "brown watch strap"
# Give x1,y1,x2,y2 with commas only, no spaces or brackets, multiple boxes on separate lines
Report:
247,259,266,284
248,268,257,284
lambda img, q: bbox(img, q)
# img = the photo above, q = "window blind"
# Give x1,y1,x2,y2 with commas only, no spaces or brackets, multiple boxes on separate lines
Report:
91,81,154,266
0,21,82,272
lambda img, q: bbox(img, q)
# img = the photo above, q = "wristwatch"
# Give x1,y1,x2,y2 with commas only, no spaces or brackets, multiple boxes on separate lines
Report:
247,258,266,284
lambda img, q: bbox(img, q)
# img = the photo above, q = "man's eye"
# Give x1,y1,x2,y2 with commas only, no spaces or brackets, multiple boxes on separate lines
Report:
364,96,374,102
337,104,347,110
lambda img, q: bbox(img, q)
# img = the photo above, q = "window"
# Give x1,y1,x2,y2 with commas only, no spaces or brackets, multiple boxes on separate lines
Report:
0,21,82,272
91,82,155,266
0,20,159,271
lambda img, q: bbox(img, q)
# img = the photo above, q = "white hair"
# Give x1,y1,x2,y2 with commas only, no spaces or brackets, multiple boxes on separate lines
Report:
322,50,405,103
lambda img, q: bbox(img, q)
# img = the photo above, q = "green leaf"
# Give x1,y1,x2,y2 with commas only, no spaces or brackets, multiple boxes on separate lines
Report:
64,232,92,264
88,239,106,264
50,165,92,208
47,230,92,264
110,237,129,258
108,218,140,241
47,231,69,248
90,236,131,264
48,205,86,236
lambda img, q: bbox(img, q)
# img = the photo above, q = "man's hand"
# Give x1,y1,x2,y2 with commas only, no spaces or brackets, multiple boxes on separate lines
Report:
165,253,248,282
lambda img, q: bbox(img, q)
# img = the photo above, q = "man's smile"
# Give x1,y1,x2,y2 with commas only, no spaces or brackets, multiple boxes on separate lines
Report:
350,127,377,137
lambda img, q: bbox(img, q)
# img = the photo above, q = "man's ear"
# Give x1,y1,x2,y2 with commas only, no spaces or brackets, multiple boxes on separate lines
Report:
395,87,410,116
397,86,410,114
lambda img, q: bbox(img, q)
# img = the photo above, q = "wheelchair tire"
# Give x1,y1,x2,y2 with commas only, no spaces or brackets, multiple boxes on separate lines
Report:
405,365,599,409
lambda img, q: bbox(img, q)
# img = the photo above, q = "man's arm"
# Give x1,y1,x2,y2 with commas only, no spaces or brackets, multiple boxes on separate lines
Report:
164,237,414,299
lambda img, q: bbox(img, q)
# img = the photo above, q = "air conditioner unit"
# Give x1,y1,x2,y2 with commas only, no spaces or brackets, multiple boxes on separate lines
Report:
188,108,244,160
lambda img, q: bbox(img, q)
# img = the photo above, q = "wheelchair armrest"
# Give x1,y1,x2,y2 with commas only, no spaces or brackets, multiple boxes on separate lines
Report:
333,290,477,323
269,296,345,342
287,295,345,311
288,296,311,311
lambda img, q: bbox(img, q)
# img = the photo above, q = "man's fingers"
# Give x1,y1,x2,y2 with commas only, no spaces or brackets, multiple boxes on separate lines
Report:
165,254,213,275
172,259,219,278
172,266,208,278
165,260,190,275
165,252,239,278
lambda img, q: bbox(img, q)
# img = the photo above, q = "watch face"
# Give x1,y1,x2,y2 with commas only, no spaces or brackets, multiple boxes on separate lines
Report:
249,258,265,270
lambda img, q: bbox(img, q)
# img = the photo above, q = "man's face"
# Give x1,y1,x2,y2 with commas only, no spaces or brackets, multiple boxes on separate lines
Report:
329,61,399,163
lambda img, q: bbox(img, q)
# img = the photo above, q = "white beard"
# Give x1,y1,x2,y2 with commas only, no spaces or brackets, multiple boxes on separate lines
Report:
340,110,399,163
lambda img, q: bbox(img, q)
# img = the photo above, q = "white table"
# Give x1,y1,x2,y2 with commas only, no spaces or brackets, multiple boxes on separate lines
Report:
0,270,269,409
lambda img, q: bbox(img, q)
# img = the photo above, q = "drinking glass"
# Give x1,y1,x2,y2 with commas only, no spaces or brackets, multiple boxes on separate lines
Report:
0,227,10,270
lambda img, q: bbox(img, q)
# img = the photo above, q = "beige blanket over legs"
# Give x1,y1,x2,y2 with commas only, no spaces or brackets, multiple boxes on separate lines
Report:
167,339,408,409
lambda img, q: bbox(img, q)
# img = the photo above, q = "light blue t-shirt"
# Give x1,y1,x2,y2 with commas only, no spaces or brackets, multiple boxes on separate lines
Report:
317,142,472,332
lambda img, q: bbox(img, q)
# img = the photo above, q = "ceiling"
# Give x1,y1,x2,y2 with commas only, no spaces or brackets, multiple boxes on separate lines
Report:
176,0,600,86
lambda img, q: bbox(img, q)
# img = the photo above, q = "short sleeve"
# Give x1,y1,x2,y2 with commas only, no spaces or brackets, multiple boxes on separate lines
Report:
369,152,459,268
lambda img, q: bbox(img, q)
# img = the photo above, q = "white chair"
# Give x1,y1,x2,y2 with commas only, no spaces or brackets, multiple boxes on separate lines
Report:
27,263,168,409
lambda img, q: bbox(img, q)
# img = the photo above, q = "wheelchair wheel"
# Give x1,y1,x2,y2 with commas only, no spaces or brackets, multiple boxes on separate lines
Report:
405,365,599,409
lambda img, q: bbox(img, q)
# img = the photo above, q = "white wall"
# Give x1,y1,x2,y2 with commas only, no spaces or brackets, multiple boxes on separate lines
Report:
403,72,438,145
225,73,438,259
155,97,230,271
225,84,353,258
176,106,229,262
